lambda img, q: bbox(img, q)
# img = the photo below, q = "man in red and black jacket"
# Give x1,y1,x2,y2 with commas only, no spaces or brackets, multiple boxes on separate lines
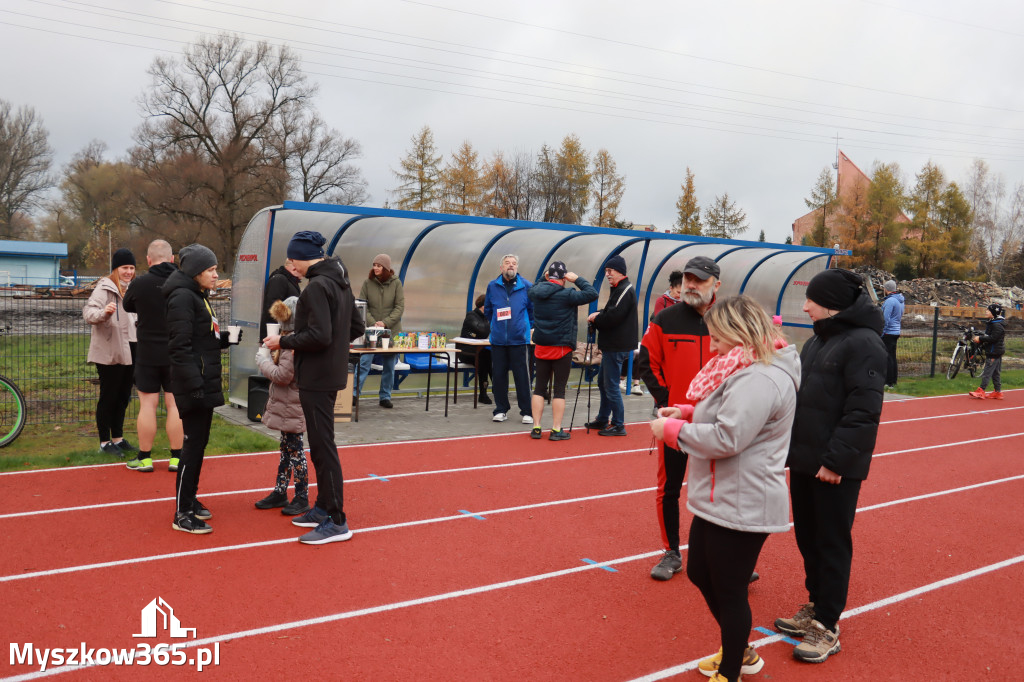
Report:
636,255,720,581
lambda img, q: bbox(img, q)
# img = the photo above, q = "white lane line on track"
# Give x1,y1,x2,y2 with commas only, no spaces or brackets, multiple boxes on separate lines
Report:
0,447,651,519
3,396,1021,478
6,547,1024,682
625,554,1024,682
4,471,1024,585
6,426,1023,520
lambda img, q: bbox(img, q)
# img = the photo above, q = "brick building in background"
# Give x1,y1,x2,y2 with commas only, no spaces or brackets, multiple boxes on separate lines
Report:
792,150,910,246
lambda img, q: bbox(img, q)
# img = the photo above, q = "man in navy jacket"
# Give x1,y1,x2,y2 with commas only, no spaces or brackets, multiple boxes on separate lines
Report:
484,254,534,424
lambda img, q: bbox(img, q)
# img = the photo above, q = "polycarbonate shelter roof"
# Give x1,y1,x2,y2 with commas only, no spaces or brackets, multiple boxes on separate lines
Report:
226,202,838,406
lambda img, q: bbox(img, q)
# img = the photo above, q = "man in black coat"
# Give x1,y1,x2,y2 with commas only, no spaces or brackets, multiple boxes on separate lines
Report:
123,239,183,473
259,260,302,340
775,268,886,664
585,255,638,436
265,231,365,546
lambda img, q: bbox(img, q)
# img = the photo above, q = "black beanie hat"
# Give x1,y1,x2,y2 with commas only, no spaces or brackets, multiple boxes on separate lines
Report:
806,268,863,311
287,231,327,261
605,255,627,276
111,248,136,270
179,244,218,278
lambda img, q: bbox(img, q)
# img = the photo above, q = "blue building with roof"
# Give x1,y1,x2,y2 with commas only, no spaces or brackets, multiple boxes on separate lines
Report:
0,240,69,286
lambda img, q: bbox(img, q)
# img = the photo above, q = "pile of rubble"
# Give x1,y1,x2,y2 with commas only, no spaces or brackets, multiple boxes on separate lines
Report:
853,265,1023,309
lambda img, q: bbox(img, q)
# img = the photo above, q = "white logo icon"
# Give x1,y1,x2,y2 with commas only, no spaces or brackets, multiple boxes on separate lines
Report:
133,597,196,638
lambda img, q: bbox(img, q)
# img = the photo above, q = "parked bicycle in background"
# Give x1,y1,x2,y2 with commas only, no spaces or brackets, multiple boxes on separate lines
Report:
0,327,28,447
946,325,986,380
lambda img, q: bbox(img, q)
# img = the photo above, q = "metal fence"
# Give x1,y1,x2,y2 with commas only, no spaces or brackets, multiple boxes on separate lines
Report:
0,288,229,425
0,289,1017,425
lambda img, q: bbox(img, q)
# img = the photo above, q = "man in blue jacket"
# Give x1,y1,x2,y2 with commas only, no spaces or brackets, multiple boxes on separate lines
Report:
880,279,904,389
484,254,534,424
527,261,598,439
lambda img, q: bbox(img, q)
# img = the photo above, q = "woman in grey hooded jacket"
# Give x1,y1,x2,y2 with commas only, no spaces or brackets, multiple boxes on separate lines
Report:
651,295,799,682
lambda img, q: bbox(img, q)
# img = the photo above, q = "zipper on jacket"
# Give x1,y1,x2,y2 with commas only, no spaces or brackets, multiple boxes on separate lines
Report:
709,460,716,502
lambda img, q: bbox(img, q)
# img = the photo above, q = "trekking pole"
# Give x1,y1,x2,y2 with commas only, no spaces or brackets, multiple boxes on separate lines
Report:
568,333,594,432
585,327,596,433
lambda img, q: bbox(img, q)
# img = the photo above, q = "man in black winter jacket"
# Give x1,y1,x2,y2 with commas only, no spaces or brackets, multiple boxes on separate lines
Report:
968,303,1006,399
123,239,183,473
585,255,638,436
259,260,302,340
265,231,365,546
775,268,886,664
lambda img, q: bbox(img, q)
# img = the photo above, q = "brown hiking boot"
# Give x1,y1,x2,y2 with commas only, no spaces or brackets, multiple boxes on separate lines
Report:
774,602,815,637
793,620,841,663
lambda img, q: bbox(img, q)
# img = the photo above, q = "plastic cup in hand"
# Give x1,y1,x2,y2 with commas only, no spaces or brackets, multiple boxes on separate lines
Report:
265,323,280,337
381,337,390,349
227,325,241,343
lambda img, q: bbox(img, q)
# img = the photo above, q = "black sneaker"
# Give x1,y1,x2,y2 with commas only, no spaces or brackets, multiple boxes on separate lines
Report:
193,500,212,520
282,495,311,516
598,425,627,436
549,429,571,441
255,490,288,509
584,420,608,431
172,511,212,534
478,393,492,405
100,442,125,458
379,399,393,408
114,439,138,454
530,427,542,439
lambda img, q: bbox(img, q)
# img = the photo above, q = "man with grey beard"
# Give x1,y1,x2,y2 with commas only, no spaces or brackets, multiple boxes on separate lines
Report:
636,255,721,581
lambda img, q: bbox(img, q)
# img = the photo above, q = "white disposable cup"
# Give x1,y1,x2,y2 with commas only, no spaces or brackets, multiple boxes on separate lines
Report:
265,323,280,338
381,337,390,349
227,325,241,343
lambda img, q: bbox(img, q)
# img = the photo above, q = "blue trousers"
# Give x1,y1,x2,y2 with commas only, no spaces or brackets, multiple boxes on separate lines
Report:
596,350,629,427
490,344,532,416
356,352,397,401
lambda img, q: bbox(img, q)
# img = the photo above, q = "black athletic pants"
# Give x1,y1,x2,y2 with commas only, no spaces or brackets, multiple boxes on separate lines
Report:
656,443,688,551
300,389,346,525
789,471,862,632
882,333,899,386
176,406,213,515
95,362,134,442
687,515,768,682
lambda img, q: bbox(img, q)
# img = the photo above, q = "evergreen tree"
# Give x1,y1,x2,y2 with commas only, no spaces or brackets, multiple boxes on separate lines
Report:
673,167,701,235
704,193,748,239
392,125,442,212
804,167,838,247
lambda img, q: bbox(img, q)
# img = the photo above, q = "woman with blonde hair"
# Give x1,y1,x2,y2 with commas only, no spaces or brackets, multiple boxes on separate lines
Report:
650,295,799,682
83,248,139,457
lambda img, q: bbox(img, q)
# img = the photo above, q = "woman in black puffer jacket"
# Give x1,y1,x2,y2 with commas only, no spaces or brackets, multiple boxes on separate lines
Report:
164,244,240,534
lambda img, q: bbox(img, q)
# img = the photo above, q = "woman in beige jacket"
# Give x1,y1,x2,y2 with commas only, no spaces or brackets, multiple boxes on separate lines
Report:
83,248,138,456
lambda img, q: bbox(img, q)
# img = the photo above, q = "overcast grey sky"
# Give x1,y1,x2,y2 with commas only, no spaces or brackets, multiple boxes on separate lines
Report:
3,0,1023,243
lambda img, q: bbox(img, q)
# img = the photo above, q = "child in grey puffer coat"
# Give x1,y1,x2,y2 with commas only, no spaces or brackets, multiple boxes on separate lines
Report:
254,296,309,516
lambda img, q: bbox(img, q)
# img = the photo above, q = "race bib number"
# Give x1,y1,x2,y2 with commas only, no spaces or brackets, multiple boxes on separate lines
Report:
496,307,512,321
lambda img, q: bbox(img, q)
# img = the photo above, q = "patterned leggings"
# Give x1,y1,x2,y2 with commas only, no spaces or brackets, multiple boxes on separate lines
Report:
274,432,308,497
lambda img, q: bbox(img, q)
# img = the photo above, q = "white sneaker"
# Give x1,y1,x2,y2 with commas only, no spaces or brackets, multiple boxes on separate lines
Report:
522,415,534,424
631,381,643,395
492,413,508,422
619,379,628,391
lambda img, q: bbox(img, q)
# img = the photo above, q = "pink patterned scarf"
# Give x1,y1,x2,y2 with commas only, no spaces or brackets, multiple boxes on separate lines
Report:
686,345,752,403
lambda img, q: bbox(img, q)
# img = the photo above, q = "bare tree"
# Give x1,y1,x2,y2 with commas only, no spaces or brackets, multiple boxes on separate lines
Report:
589,149,625,228
132,33,316,265
704,193,749,239
0,100,54,237
270,106,367,205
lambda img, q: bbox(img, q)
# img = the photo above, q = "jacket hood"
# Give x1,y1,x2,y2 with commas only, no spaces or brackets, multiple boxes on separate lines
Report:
163,268,203,298
771,343,801,389
885,292,905,304
149,261,178,278
813,291,883,338
531,280,564,300
270,264,300,284
307,257,351,290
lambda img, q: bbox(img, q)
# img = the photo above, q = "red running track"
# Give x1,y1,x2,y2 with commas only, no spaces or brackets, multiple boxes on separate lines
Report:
2,391,1023,680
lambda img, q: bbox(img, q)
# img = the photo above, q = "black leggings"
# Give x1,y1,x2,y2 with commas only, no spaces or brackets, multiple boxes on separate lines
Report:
532,353,572,400
95,362,134,442
176,406,213,515
687,515,768,682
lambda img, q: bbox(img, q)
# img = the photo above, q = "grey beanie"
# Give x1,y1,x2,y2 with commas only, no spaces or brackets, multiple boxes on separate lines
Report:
179,244,218,278
883,280,897,293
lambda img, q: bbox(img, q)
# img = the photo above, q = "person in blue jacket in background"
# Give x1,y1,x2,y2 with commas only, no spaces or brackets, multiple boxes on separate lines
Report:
484,254,534,424
880,279,904,389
